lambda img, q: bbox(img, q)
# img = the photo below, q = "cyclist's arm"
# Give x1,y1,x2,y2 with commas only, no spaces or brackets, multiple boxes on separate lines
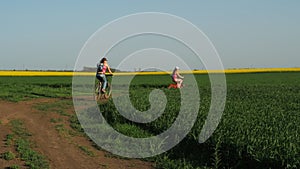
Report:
176,72,184,78
107,65,113,74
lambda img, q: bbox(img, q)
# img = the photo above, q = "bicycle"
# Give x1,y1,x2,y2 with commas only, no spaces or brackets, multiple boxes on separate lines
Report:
95,74,112,101
168,82,184,89
168,78,184,89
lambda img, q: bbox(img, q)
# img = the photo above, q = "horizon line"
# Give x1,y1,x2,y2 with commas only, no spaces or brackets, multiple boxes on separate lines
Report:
0,67,300,76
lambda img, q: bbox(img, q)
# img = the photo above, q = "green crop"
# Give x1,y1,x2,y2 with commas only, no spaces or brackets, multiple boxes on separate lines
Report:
0,76,72,102
100,73,300,168
1,72,299,168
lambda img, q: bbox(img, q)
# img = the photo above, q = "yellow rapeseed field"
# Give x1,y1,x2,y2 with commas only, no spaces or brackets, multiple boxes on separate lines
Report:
0,68,299,76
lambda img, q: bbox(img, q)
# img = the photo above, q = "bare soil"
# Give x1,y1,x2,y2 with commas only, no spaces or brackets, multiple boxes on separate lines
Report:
0,98,154,169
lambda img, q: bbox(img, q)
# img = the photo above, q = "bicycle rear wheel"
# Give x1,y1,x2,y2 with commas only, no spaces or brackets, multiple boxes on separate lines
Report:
95,81,102,100
103,82,112,99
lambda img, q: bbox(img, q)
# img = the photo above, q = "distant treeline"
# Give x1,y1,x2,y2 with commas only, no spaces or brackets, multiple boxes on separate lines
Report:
82,66,121,72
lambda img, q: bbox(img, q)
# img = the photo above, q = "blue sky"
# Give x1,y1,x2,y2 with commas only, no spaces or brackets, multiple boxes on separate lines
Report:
0,1,299,70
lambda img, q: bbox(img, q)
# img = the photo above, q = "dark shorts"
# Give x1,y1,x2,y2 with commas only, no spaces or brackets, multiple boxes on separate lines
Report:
96,74,104,81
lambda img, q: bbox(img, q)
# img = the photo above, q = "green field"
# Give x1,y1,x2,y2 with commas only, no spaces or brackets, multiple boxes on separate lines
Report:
1,72,299,168
0,76,72,102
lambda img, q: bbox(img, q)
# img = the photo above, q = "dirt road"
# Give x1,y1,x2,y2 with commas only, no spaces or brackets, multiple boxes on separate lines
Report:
0,98,153,169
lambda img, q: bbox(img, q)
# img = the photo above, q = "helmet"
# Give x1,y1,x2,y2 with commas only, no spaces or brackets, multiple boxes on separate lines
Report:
175,66,179,70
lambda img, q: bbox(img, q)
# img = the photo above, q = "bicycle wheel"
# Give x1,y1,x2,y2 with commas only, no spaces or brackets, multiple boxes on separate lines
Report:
103,82,112,99
95,81,102,100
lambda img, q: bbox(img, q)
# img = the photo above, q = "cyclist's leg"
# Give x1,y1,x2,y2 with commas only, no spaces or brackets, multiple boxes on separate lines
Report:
175,78,183,88
99,74,107,91
179,79,183,88
96,74,102,81
171,77,178,88
95,75,102,93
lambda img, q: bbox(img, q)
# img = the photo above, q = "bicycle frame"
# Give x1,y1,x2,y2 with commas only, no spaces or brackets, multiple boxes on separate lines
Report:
95,74,112,100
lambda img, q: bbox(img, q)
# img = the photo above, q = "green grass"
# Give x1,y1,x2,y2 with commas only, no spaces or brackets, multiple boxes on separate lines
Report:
78,145,95,157
9,120,49,169
5,134,14,146
1,151,16,161
0,76,72,102
34,99,73,116
69,115,84,133
50,118,63,123
16,139,49,169
6,165,21,169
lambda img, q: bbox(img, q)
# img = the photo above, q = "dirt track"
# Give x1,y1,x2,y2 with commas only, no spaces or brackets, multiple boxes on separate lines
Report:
0,98,153,169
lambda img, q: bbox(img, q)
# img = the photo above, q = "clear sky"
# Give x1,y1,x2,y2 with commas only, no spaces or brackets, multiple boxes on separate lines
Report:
0,0,299,70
